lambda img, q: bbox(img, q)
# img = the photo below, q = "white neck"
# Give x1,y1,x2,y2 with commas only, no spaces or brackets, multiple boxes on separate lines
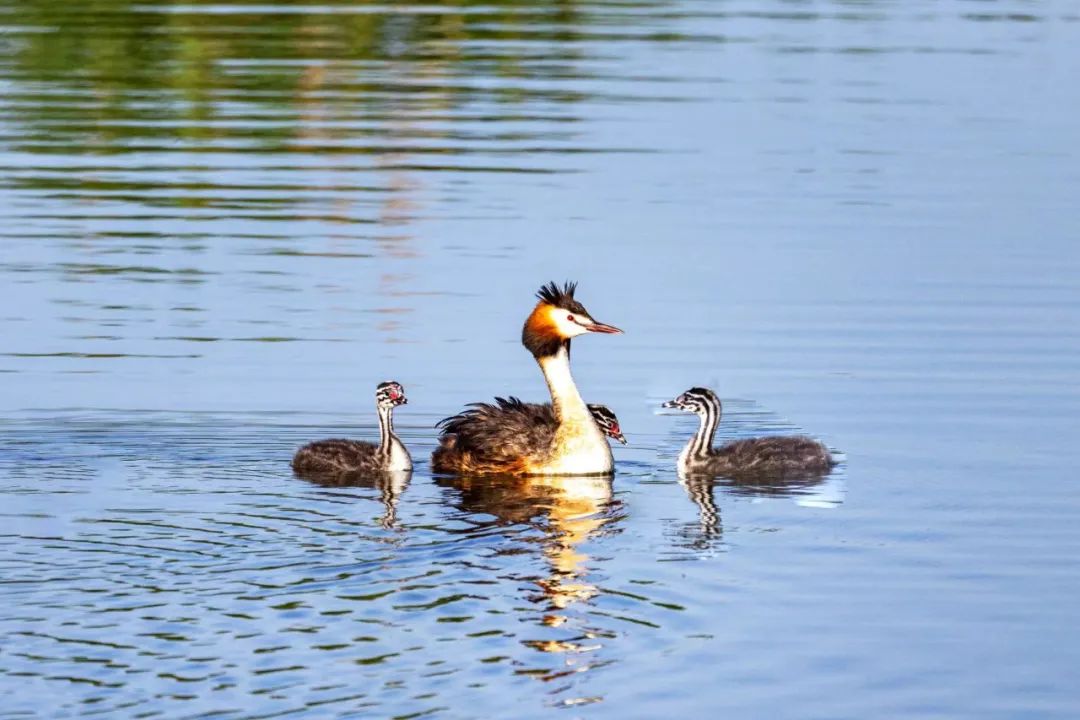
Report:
538,344,591,424
692,408,719,457
677,407,719,472
377,406,412,471
534,343,613,475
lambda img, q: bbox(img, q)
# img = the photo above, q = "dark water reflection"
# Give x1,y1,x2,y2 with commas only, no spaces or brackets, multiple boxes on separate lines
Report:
4,0,1080,717
299,470,412,529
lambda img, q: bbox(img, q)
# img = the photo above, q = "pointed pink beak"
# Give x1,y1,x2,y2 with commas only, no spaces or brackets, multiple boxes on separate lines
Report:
584,320,622,334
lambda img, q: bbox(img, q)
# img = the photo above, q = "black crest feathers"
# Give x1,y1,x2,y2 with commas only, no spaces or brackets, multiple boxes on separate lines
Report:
535,281,586,314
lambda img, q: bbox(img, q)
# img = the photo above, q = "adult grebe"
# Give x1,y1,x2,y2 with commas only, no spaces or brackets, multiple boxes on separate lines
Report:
663,387,835,476
431,281,622,476
292,381,411,475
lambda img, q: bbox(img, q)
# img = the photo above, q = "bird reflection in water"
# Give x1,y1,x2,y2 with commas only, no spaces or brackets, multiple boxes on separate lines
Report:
676,473,723,550
673,467,843,550
436,473,622,668
298,470,412,530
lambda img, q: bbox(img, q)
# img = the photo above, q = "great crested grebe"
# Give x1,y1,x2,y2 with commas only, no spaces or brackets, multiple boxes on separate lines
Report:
431,281,622,476
663,387,835,476
292,381,412,475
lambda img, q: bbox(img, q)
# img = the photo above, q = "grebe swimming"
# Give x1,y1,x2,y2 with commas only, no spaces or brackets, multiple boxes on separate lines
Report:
292,381,411,475
663,387,834,476
431,282,622,476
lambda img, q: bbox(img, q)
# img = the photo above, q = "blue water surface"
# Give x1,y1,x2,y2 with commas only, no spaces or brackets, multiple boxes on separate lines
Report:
2,1,1079,717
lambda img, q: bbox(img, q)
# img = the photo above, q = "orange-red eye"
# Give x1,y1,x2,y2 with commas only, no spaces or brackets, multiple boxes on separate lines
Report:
567,314,574,322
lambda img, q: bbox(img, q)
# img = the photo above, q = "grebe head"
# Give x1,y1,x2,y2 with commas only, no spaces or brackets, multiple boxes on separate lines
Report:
662,387,719,416
376,381,407,409
522,281,622,358
588,404,627,444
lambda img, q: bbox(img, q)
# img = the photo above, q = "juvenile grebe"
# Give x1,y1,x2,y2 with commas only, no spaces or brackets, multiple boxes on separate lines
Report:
588,404,627,445
292,381,412,475
663,387,835,477
431,281,622,476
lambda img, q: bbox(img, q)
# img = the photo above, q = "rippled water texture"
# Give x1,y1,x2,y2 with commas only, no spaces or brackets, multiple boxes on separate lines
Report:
3,1,1080,717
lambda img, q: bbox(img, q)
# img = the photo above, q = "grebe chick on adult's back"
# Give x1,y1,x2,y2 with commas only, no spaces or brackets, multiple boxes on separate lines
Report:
431,282,622,476
663,387,835,477
587,404,627,445
292,381,412,475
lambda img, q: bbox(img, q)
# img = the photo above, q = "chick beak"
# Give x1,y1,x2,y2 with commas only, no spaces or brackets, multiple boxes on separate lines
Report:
661,400,678,409
614,432,628,445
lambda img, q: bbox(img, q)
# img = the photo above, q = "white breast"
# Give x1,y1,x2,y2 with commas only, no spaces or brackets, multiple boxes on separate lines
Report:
385,438,412,471
676,443,694,474
534,345,615,475
536,419,613,475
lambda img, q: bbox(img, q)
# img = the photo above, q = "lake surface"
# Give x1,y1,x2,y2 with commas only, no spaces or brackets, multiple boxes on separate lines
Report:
2,0,1080,717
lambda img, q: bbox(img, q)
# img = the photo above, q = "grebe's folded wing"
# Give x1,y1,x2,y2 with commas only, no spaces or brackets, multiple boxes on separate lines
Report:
717,436,834,474
292,439,378,474
435,397,556,466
